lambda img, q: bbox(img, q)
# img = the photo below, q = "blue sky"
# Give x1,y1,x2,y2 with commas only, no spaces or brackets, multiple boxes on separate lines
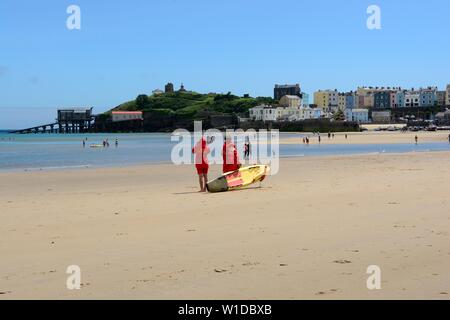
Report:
1,0,449,128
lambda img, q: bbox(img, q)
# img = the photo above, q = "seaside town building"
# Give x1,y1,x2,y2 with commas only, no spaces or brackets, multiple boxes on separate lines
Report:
249,94,323,122
404,90,420,107
112,111,143,122
279,95,301,108
373,91,392,109
436,91,446,106
314,89,339,112
344,108,369,123
274,84,301,100
371,110,392,123
301,93,310,106
249,105,281,121
419,87,437,107
446,85,450,105
393,91,405,108
338,92,357,111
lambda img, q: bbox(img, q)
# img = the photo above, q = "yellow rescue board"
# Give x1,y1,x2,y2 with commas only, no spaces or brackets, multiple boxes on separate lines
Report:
206,165,270,193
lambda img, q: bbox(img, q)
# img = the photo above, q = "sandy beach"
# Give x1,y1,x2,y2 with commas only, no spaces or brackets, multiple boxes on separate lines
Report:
1,147,450,300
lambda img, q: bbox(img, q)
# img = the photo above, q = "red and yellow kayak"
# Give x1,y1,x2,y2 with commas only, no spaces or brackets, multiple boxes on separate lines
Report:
206,165,270,193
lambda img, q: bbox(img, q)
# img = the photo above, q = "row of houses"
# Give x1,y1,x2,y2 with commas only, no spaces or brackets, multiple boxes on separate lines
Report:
314,85,450,112
249,95,326,122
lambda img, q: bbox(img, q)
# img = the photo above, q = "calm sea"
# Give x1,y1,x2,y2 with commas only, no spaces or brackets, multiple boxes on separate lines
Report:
0,131,449,172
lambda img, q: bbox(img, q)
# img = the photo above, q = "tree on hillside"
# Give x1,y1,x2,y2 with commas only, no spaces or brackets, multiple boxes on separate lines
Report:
333,110,345,121
135,94,149,109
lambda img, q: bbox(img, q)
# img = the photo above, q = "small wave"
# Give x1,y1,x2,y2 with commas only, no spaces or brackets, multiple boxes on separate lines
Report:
23,164,92,171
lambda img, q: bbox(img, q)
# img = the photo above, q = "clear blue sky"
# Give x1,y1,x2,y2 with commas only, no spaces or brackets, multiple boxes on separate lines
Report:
1,0,449,128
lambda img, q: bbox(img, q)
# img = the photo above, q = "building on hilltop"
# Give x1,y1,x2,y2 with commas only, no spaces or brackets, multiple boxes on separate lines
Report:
179,83,187,92
165,82,174,93
274,84,301,100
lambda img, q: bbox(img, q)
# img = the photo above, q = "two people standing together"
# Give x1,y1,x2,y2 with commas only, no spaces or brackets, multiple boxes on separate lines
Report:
191,136,242,192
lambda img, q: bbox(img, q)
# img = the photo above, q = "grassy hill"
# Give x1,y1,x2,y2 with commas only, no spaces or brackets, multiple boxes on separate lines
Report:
111,91,276,120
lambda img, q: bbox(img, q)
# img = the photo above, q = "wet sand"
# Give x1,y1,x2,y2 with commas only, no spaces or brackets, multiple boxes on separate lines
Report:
280,131,450,145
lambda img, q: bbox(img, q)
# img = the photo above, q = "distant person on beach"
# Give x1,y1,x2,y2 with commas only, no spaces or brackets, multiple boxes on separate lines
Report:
82,140,85,148
318,135,321,144
328,132,331,139
222,136,241,173
415,135,418,145
448,134,450,144
192,137,210,192
345,134,348,139
115,139,118,147
103,140,106,147
244,141,250,159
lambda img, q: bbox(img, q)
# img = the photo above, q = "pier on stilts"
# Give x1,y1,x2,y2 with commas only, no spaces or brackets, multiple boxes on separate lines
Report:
10,107,94,134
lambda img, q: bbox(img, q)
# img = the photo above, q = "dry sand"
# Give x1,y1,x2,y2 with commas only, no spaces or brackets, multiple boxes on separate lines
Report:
280,131,450,145
1,151,450,299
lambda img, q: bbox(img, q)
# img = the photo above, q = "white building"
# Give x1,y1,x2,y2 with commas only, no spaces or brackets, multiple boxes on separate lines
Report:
345,108,369,123
249,104,323,122
112,111,143,122
249,105,282,121
404,91,420,107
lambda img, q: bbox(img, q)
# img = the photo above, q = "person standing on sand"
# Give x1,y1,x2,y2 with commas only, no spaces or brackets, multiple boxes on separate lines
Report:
192,137,210,192
222,135,241,173
115,139,118,147
318,135,321,144
415,135,418,145
82,140,85,148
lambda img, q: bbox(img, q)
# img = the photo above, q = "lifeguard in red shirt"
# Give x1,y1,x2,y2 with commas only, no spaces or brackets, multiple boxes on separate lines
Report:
222,136,241,173
192,137,210,192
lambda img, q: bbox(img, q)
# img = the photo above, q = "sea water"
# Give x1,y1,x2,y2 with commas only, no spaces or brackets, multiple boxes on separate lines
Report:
0,131,449,172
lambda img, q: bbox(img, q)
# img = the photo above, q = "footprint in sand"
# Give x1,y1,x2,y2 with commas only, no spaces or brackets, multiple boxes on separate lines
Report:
214,268,228,273
333,260,352,264
315,289,339,295
242,262,260,267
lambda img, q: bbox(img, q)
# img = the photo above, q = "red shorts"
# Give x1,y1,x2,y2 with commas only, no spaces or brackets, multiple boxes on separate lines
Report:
196,165,209,175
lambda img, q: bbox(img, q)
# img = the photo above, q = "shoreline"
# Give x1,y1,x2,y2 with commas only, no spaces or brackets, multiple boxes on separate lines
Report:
1,148,450,175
